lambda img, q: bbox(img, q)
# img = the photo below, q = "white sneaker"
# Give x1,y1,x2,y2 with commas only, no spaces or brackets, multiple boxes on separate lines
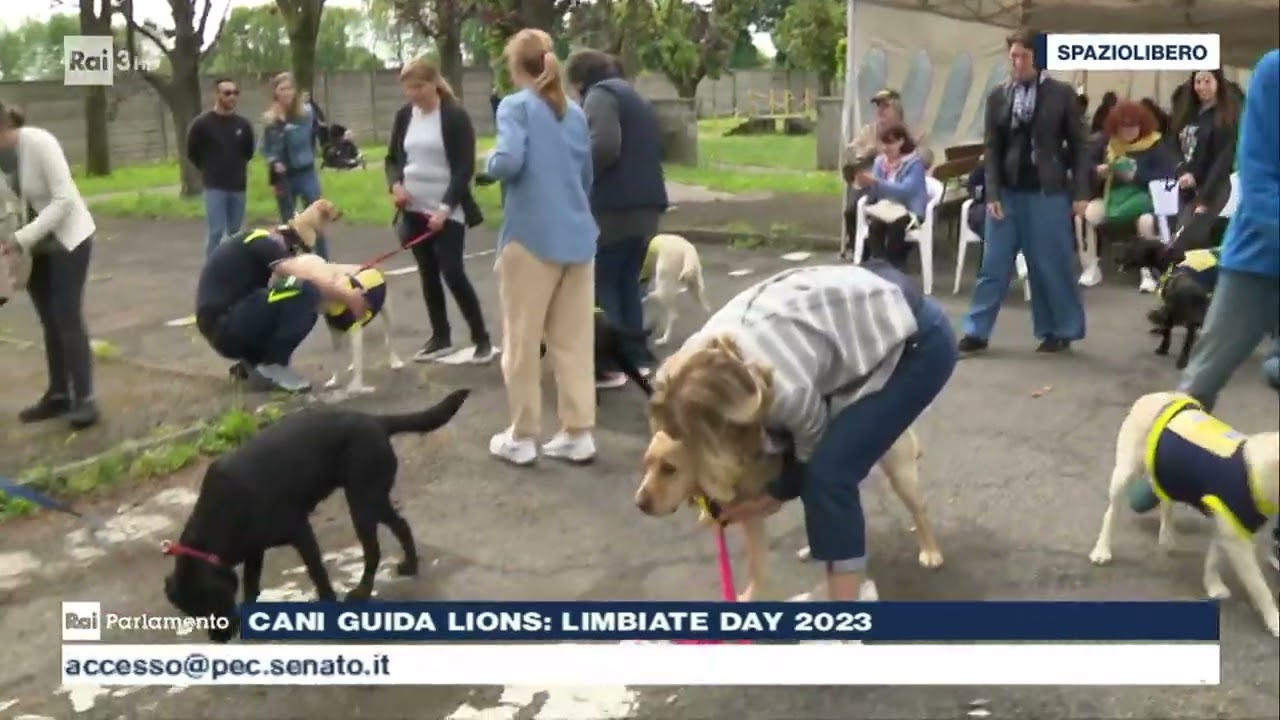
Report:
489,429,537,466
1078,263,1103,287
1138,268,1158,293
541,431,596,463
786,578,878,602
795,546,812,562
595,372,628,389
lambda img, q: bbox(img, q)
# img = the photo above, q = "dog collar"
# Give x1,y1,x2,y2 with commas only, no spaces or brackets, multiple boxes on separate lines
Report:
161,540,223,567
692,495,725,523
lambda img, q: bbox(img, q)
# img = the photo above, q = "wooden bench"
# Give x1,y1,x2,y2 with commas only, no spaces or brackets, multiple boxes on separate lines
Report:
944,143,984,161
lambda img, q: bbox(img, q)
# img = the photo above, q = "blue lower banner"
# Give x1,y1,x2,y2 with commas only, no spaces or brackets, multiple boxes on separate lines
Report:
237,601,1219,642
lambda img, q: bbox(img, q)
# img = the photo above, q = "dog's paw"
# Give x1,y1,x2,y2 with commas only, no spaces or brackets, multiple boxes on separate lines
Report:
389,357,405,370
653,336,671,347
1175,358,1189,370
345,384,376,396
1203,579,1231,600
1157,529,1177,551
323,374,341,389
1153,347,1170,356
395,558,418,577
917,549,944,569
1088,546,1113,565
1266,612,1280,638
737,584,760,603
344,586,373,603
795,545,812,563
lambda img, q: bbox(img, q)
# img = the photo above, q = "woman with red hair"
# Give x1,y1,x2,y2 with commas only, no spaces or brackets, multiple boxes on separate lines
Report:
1080,99,1178,291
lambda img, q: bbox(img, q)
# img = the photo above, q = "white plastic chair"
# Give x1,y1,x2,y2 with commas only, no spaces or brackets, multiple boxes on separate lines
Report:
854,175,943,294
954,198,1030,300
1220,172,1239,218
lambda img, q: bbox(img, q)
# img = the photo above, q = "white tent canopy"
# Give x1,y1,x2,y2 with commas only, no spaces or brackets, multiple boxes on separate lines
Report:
840,0,1277,148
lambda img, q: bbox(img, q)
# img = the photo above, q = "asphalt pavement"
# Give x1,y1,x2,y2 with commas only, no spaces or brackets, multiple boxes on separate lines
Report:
0,218,1276,719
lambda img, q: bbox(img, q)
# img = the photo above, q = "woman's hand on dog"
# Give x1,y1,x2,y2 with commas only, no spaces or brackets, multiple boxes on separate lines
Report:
717,496,783,525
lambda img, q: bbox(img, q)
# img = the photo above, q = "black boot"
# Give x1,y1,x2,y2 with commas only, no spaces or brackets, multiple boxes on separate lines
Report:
66,400,101,430
18,392,71,423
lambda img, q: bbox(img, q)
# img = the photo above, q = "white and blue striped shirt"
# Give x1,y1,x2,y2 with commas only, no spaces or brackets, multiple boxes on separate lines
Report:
680,265,918,461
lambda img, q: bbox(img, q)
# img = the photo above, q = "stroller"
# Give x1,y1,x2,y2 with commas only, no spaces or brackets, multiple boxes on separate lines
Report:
320,123,365,170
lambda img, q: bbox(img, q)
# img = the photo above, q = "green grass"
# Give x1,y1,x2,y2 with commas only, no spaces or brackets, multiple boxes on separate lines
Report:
697,116,820,172
0,402,285,520
87,119,840,223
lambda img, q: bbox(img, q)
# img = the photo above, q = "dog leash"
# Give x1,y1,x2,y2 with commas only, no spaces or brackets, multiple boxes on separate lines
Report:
0,476,107,542
673,497,741,645
356,210,439,272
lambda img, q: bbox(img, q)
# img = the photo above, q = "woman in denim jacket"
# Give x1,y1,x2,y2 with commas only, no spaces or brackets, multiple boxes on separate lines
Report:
261,72,328,258
849,123,928,271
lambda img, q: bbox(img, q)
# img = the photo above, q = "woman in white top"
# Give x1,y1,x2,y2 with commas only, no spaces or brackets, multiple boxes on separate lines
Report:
0,102,99,429
384,58,493,364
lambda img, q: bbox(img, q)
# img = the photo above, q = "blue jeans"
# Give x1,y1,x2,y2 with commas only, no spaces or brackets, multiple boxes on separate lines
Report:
1130,270,1280,513
206,282,320,367
595,236,655,369
799,298,957,568
275,168,328,259
203,189,246,258
962,190,1085,342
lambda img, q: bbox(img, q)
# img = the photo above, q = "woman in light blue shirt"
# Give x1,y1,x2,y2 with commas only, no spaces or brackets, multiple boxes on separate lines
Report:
485,29,600,467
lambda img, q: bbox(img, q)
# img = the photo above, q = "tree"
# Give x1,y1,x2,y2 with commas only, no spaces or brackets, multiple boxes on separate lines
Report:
0,15,80,81
563,0,652,77
389,0,474,91
208,5,382,74
205,5,290,74
81,0,114,177
274,0,326,95
773,0,843,95
365,0,434,66
640,0,759,99
472,0,580,92
117,0,229,195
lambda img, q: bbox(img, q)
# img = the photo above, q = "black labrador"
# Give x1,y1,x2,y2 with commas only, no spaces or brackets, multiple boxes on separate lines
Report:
540,310,654,400
163,389,470,643
1117,239,1215,369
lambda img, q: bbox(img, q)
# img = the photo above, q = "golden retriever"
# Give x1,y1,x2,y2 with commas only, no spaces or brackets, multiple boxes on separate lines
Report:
634,335,944,602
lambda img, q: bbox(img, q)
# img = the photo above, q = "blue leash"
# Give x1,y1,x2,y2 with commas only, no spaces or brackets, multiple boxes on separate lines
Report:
0,476,106,538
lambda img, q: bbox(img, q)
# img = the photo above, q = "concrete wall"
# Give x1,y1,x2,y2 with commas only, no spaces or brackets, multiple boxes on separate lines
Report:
0,67,820,167
814,97,843,171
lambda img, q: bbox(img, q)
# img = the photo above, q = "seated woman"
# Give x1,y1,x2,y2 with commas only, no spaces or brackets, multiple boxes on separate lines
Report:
1081,100,1178,293
850,123,928,272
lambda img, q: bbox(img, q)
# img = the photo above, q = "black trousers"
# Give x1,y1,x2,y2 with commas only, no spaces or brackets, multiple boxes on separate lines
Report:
398,213,488,344
28,238,95,402
864,215,916,270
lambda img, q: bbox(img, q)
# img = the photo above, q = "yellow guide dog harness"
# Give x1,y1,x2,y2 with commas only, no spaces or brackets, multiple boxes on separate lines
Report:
1144,395,1276,538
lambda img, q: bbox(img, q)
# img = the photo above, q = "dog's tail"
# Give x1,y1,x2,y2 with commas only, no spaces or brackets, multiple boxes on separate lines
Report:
679,251,711,312
376,389,471,436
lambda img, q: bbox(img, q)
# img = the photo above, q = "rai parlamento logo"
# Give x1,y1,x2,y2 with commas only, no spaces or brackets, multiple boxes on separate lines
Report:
62,600,230,640
63,35,152,87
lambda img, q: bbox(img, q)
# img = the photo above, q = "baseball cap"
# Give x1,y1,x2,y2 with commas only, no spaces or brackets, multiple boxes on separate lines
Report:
871,88,901,104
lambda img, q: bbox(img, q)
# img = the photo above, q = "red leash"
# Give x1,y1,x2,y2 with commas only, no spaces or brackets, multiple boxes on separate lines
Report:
357,210,438,271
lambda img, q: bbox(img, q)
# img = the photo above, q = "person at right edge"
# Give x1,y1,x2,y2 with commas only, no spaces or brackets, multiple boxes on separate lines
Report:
1125,50,1280,571
958,28,1088,355
565,48,668,387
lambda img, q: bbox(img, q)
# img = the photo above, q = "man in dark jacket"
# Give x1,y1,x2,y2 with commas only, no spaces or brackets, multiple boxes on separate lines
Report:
565,48,669,386
958,28,1088,355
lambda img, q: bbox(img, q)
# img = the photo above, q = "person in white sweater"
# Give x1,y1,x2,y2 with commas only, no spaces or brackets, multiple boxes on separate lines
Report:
0,102,100,429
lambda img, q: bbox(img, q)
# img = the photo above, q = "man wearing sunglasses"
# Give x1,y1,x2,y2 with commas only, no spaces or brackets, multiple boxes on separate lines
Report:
186,77,256,259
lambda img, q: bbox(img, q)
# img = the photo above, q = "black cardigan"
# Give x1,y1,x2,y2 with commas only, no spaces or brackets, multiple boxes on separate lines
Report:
384,98,484,228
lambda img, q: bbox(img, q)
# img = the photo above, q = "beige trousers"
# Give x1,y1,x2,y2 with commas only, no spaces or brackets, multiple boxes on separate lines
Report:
496,241,596,439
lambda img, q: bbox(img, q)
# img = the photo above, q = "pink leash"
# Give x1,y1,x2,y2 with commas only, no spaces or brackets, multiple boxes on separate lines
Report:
674,503,742,645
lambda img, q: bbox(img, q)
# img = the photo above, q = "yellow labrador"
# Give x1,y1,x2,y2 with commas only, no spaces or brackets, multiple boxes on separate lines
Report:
1088,391,1280,636
635,426,942,602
